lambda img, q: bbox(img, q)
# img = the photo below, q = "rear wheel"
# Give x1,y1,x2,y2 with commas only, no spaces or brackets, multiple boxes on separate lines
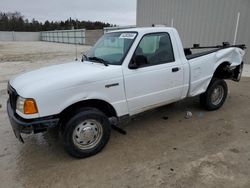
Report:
63,108,111,158
200,78,228,111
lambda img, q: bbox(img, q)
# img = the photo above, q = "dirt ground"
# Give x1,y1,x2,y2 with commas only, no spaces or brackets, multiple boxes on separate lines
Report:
0,42,250,188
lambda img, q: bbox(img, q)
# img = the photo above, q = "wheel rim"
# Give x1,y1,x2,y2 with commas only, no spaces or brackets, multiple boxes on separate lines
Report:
211,85,224,105
73,119,103,150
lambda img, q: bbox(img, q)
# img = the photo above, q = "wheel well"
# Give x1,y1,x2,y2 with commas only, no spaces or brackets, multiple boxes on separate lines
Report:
213,62,231,79
59,99,117,126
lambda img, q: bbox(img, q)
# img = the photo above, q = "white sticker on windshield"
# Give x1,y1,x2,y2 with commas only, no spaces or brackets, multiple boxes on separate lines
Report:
119,33,136,39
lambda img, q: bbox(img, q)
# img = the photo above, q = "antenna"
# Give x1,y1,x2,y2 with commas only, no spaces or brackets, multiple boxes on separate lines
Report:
75,40,78,61
171,18,174,27
233,12,240,45
74,16,79,61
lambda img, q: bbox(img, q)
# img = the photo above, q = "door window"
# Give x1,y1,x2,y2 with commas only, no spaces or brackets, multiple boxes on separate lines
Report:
133,33,175,67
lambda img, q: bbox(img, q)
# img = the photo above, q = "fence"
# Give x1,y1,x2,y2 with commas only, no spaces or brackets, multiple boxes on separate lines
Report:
0,31,40,41
85,30,103,45
1,26,136,45
40,29,86,44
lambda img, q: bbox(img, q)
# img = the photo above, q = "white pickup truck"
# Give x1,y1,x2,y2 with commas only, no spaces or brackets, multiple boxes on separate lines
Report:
7,27,246,158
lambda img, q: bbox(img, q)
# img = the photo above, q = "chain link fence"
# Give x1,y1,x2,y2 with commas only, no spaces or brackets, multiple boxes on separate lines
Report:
41,29,86,44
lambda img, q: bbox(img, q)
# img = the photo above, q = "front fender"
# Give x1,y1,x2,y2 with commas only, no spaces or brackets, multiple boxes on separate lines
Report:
35,78,128,118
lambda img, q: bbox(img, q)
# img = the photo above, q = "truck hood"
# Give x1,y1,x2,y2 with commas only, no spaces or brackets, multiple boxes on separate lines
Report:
10,61,123,97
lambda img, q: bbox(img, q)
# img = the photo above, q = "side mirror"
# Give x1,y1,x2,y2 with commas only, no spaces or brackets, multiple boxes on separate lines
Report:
129,63,139,69
129,55,148,69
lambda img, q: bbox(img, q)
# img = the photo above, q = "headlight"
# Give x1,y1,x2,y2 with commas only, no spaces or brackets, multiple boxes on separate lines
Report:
16,97,38,115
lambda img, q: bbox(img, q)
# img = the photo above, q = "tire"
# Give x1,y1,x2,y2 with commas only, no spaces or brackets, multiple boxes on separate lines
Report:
63,108,111,158
200,78,228,111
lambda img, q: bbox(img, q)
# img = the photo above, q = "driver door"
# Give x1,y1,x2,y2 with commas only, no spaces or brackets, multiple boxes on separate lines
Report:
123,32,184,115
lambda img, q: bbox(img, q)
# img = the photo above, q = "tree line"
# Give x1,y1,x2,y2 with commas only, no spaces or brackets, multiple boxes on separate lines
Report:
0,12,115,32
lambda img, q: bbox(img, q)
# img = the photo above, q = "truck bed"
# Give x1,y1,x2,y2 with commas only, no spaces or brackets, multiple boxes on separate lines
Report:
185,43,246,97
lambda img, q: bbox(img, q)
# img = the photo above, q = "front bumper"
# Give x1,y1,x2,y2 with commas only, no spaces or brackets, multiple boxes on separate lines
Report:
7,100,59,143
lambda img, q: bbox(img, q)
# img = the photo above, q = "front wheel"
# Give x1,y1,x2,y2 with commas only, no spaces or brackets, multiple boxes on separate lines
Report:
63,108,111,158
200,78,228,111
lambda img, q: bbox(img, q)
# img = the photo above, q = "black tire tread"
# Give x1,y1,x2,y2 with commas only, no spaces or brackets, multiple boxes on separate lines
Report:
63,107,111,158
200,78,228,111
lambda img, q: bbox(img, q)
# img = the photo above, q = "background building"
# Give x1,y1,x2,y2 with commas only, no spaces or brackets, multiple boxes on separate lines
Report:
137,0,249,62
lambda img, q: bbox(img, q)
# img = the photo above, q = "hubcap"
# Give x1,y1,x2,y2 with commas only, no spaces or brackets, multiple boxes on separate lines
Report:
73,119,103,150
211,85,224,105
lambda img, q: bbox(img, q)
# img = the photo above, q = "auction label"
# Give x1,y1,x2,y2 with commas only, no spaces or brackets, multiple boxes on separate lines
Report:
119,33,137,39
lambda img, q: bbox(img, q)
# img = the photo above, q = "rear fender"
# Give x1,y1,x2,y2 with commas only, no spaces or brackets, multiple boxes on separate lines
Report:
213,62,244,82
232,62,244,82
213,47,245,82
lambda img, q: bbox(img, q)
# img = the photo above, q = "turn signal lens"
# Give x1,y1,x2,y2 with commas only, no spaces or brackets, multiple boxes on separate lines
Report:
24,99,38,114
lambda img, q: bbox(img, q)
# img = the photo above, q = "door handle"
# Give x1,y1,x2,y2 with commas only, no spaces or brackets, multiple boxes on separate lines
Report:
172,67,180,72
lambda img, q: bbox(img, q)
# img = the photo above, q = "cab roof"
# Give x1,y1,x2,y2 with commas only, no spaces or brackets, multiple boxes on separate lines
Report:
107,27,176,34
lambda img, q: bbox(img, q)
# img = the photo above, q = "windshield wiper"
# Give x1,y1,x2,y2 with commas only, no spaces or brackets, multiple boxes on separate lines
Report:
88,56,109,66
81,54,88,62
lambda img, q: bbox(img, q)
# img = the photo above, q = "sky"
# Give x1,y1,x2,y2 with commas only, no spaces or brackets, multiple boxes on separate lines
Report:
0,0,136,26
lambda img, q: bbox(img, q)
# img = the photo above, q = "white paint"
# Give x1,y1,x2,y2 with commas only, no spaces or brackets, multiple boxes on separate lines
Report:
123,62,184,115
187,47,245,97
9,27,246,119
233,12,240,45
10,62,128,118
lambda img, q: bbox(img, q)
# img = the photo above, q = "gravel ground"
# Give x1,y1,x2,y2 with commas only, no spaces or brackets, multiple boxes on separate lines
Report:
0,42,250,188
243,64,250,77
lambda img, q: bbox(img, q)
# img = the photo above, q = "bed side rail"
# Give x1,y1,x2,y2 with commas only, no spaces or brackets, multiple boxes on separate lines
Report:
189,42,246,50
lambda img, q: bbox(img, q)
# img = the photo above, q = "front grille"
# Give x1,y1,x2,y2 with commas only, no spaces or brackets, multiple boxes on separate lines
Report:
7,83,18,110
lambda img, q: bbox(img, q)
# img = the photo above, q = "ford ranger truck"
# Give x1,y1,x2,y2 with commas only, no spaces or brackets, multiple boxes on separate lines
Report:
7,27,246,158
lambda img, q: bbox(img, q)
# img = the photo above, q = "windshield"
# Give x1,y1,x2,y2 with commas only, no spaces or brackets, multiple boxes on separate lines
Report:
86,32,137,65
